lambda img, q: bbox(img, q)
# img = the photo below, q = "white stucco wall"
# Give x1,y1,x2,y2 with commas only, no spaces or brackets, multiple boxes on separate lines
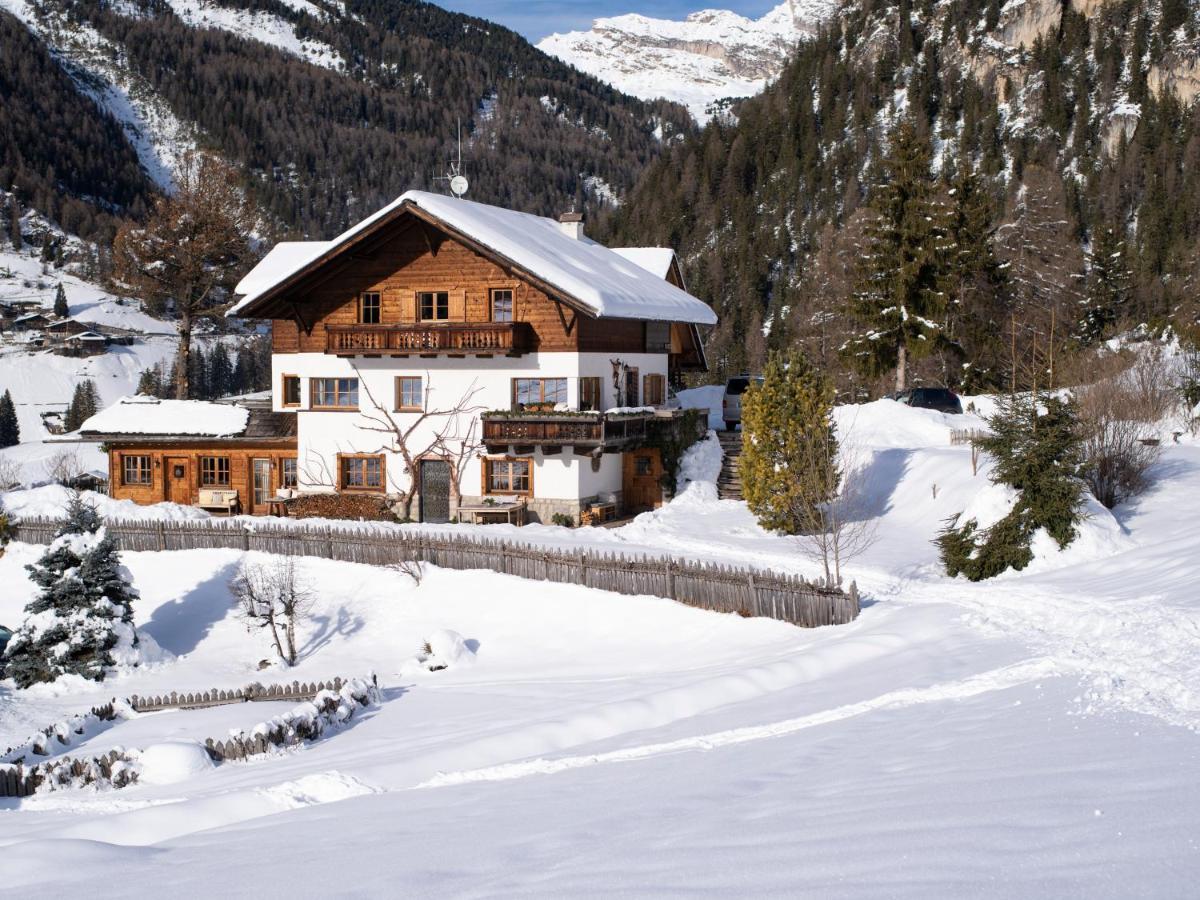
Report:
273,351,667,504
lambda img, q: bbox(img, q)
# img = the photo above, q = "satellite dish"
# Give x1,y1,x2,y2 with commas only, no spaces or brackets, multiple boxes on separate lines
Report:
450,175,469,197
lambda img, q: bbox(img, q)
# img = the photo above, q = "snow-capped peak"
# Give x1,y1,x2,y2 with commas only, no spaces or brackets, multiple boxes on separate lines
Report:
537,0,838,123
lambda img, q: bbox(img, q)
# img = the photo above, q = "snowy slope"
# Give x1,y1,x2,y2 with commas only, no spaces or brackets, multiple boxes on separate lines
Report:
2,395,1198,893
538,0,838,122
0,246,183,483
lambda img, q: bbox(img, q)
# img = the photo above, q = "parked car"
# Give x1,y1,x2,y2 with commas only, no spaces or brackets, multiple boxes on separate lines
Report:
891,387,963,414
722,375,764,430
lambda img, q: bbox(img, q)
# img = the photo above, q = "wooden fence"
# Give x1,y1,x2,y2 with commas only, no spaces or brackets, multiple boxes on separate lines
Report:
129,678,347,713
10,517,859,628
950,428,988,446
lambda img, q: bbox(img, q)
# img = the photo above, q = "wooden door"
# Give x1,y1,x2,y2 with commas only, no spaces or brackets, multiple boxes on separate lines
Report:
251,458,272,514
623,368,639,407
164,457,191,505
622,449,663,513
420,459,451,523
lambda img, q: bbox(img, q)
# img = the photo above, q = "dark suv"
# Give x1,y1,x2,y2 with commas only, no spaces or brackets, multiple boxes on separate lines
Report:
892,387,962,414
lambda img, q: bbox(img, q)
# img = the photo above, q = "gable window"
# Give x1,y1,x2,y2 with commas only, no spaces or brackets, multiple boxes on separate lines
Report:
513,378,567,410
643,373,665,407
491,289,514,322
579,376,602,412
419,291,449,321
339,454,384,491
485,458,531,495
200,456,231,486
281,374,301,407
359,292,381,324
645,321,671,353
395,376,423,411
281,458,298,490
311,377,358,409
122,454,151,485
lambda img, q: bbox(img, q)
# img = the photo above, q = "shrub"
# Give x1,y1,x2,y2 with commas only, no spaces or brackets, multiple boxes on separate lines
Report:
550,512,575,528
287,493,397,522
1076,379,1161,509
938,393,1084,580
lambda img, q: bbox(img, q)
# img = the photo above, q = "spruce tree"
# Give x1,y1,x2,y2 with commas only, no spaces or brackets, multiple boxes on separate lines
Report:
136,367,161,397
0,390,19,448
938,393,1084,580
53,283,68,318
3,494,140,688
7,200,22,251
209,342,234,398
740,350,839,535
843,121,951,392
64,383,84,432
1077,226,1132,345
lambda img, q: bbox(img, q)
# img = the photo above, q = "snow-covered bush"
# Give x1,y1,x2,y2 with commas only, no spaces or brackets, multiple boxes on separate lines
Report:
1075,378,1161,509
4,493,141,688
939,394,1084,580
408,629,475,672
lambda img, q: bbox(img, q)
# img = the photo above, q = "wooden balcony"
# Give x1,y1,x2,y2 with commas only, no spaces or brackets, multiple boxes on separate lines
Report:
325,322,531,356
482,411,652,451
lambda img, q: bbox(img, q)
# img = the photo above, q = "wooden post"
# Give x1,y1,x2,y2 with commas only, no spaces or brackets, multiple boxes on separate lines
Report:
156,521,166,552
664,559,676,600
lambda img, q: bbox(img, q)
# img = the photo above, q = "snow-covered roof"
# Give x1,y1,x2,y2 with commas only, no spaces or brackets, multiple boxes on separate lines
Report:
229,191,716,325
234,241,331,296
79,396,251,437
612,248,678,281
14,312,48,322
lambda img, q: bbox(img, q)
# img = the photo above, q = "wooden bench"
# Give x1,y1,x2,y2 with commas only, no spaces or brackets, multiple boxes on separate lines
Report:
198,489,240,516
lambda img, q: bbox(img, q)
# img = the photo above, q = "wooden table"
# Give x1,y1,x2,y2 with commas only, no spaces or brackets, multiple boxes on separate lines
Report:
267,498,291,517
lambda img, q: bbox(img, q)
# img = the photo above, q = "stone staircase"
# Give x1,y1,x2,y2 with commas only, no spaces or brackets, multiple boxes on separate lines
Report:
717,429,743,500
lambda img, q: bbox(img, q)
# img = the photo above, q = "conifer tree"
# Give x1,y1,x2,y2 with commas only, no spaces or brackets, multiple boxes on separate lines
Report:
1077,225,1132,345
63,380,99,432
136,367,161,398
938,393,1083,580
0,390,19,447
7,200,22,251
53,283,68,318
843,121,952,391
740,350,839,535
4,494,140,688
210,342,234,398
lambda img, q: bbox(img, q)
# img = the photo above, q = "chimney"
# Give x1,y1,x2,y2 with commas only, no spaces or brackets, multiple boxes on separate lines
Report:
558,211,585,240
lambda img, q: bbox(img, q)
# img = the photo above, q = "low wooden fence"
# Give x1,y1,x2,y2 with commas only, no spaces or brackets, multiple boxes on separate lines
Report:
129,678,347,713
950,428,988,446
10,518,859,628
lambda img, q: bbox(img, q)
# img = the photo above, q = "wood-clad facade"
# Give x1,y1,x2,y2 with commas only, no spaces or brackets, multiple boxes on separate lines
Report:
106,443,298,515
265,212,706,375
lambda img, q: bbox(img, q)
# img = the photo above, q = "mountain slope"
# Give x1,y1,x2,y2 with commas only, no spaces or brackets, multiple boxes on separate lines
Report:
604,0,1200,386
538,0,839,122
0,0,693,239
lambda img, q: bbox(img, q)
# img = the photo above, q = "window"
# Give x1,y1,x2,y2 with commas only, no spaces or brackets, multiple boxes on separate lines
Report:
579,376,602,412
513,378,567,409
359,292,381,324
281,374,301,407
419,291,449,321
310,377,358,409
491,288,514,322
645,321,671,353
281,458,298,490
643,373,665,407
200,456,231,486
395,376,423,411
635,455,653,476
122,454,151,485
486,458,531,495
339,454,384,491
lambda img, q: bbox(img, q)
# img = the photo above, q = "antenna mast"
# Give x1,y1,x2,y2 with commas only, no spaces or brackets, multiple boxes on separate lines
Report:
438,118,469,199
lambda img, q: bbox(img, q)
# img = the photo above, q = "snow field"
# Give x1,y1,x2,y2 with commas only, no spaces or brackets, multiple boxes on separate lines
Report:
0,394,1198,893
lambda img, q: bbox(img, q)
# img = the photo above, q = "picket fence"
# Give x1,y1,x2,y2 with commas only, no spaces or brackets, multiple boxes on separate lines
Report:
11,517,859,628
129,678,347,713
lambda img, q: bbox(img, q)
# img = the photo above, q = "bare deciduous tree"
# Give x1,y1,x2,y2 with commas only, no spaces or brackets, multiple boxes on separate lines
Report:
353,371,485,519
794,438,879,587
112,151,256,400
230,558,313,667
43,448,83,486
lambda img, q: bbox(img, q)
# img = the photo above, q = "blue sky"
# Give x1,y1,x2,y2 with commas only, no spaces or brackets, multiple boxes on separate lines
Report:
436,0,777,42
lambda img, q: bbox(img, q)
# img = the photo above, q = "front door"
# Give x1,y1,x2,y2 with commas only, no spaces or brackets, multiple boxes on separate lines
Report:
420,459,451,523
623,449,663,513
165,457,190,505
252,459,272,514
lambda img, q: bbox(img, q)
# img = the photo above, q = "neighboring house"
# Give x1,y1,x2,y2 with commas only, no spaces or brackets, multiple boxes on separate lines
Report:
44,317,89,337
57,331,111,356
228,190,715,524
79,397,298,515
11,312,50,332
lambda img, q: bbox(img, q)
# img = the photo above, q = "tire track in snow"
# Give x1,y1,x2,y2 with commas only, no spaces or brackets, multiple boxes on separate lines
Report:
416,657,1060,789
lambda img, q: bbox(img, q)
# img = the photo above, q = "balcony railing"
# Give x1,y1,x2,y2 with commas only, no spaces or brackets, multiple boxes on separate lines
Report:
325,322,531,355
482,411,652,449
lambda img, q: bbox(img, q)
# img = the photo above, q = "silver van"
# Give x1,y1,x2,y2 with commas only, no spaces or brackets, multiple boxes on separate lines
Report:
722,375,762,431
